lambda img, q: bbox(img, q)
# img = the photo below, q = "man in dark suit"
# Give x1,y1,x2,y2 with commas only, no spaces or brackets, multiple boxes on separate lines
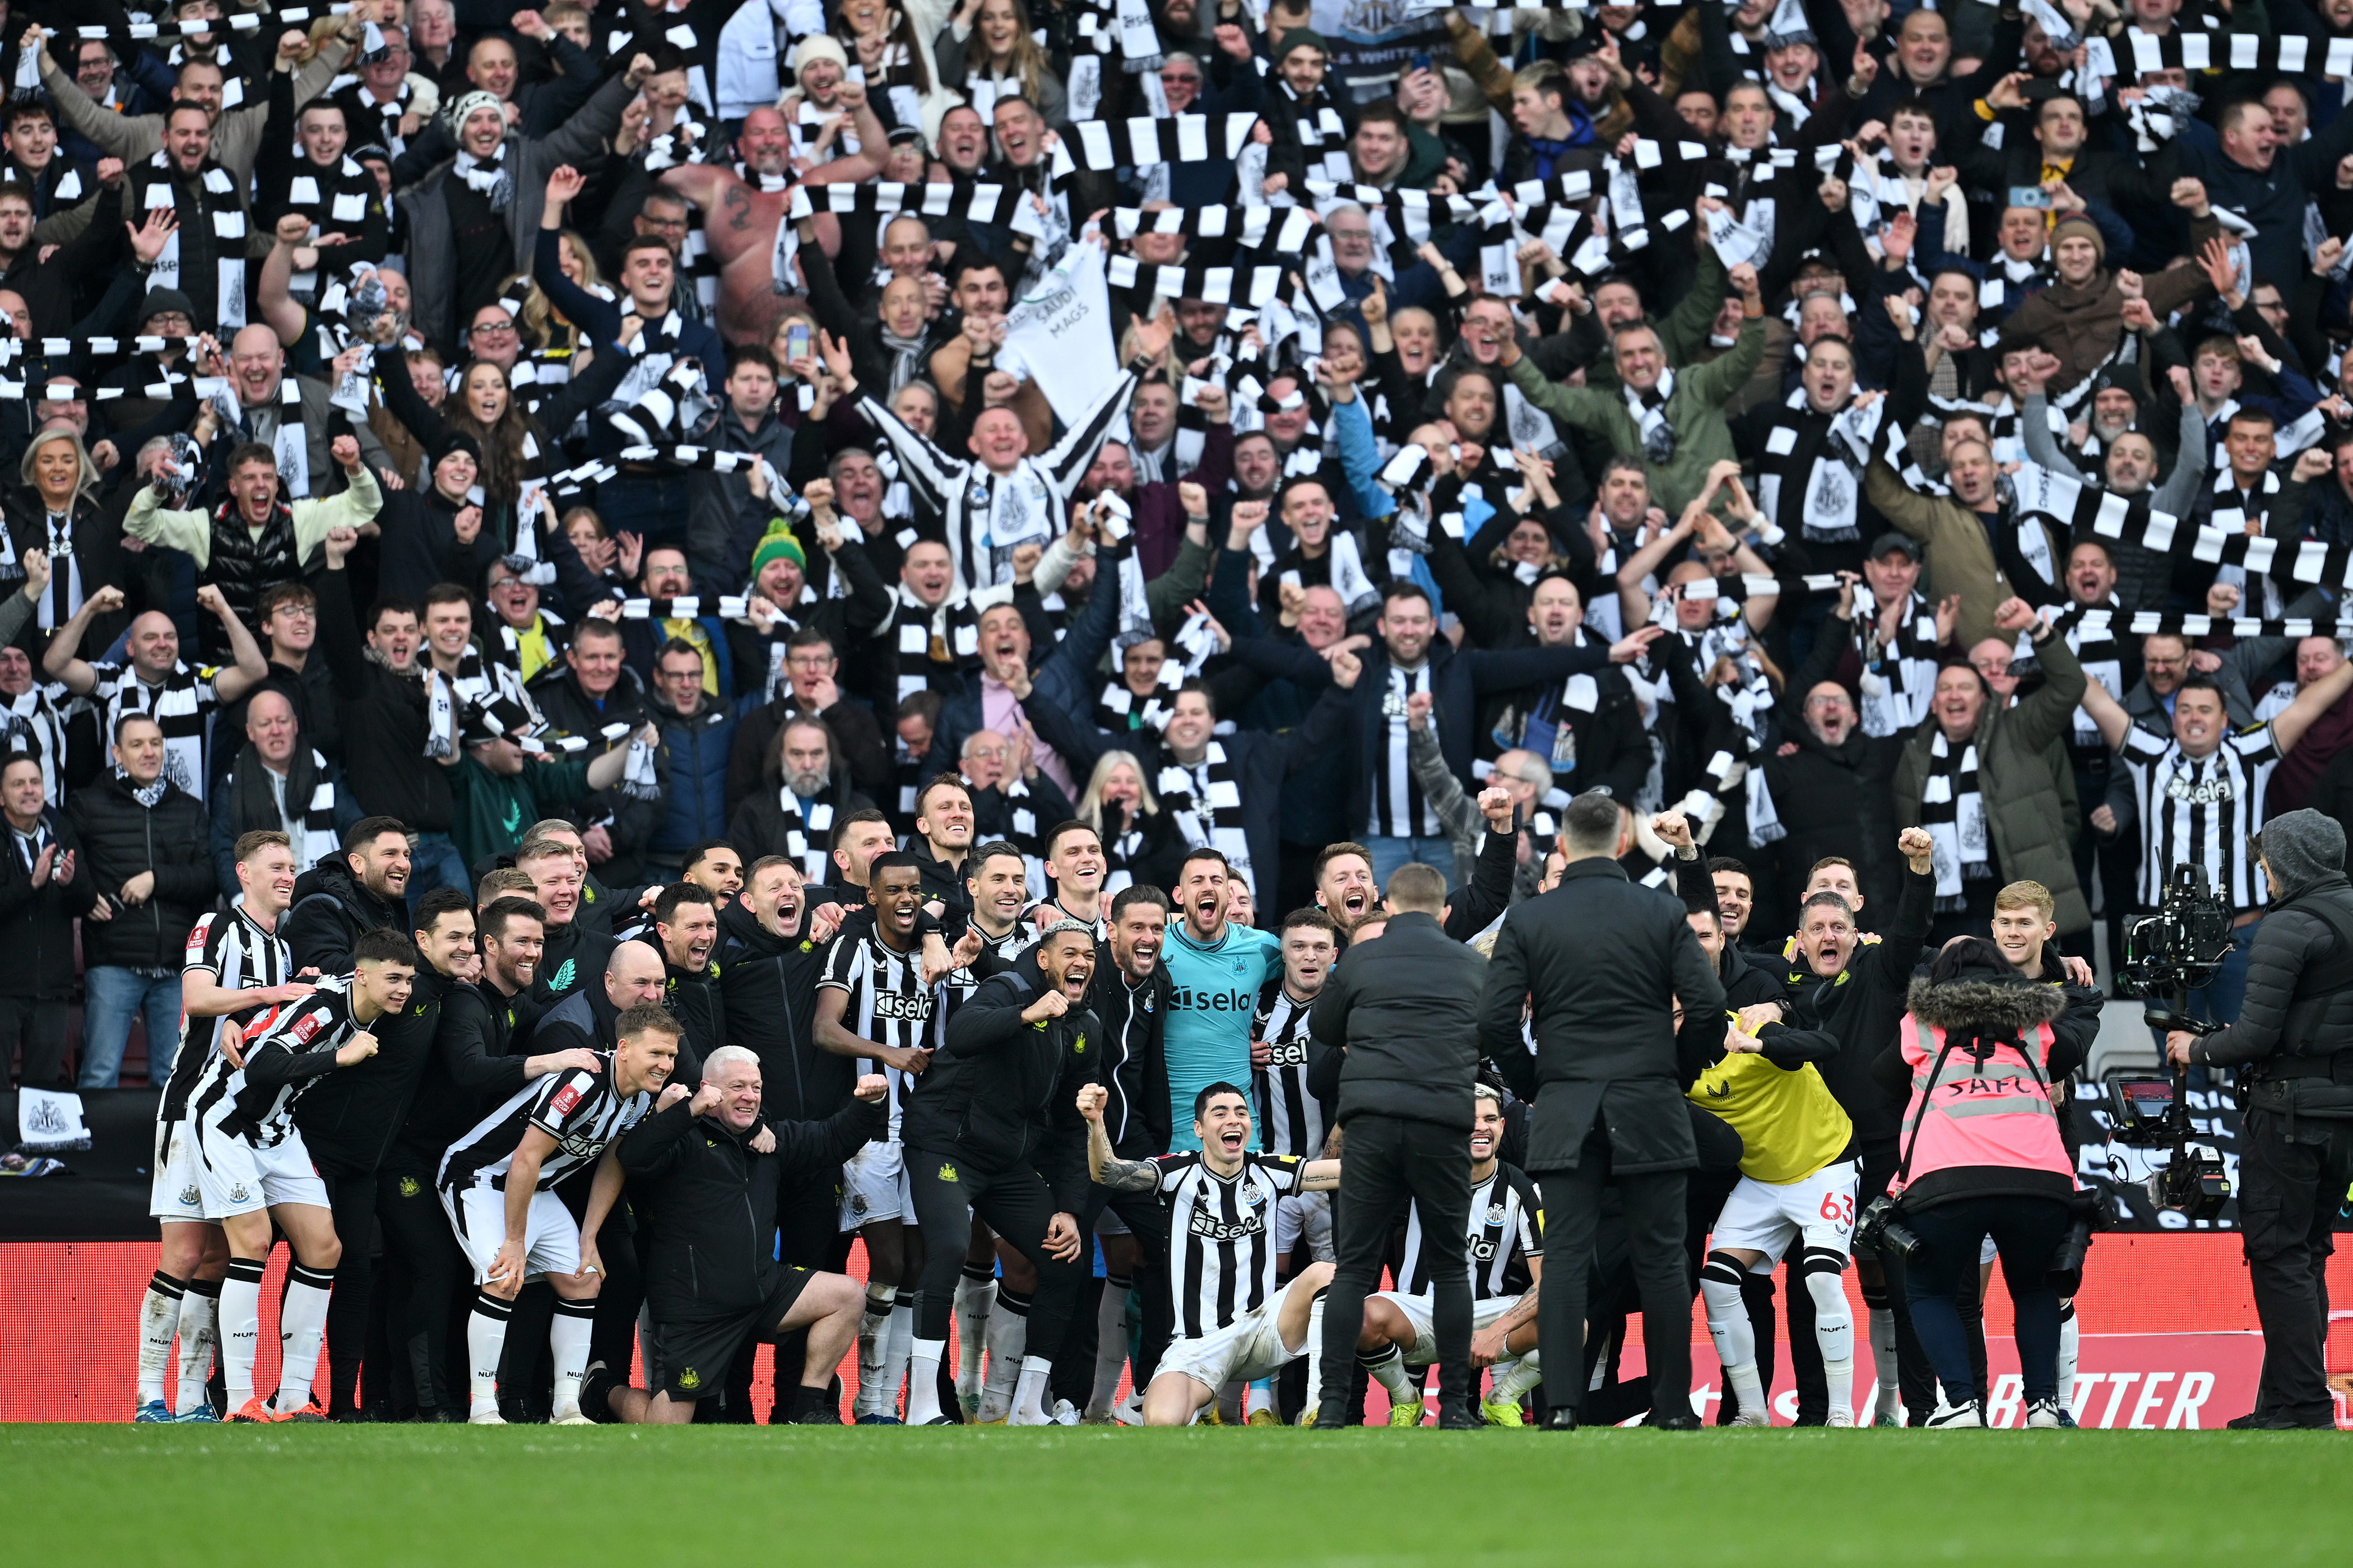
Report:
1308,861,1489,1429
1483,791,1727,1429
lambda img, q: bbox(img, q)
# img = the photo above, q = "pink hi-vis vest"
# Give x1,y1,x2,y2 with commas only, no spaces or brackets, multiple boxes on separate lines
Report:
1888,1013,2076,1195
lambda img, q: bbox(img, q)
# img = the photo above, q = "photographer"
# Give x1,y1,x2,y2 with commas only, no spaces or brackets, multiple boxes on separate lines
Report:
1872,938,2091,1429
2166,810,2353,1430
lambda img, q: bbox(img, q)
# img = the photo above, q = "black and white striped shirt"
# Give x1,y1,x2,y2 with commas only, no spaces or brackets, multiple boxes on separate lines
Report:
1396,1163,1544,1301
1152,1150,1306,1338
855,372,1136,595
818,929,939,1140
1251,982,1324,1160
2118,723,2281,910
189,975,354,1149
438,1051,653,1194
162,905,291,1124
1371,664,1440,839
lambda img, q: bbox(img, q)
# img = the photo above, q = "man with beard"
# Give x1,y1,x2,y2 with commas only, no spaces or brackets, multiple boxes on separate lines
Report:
727,626,891,816
658,104,807,343
650,882,723,1073
285,816,410,977
1893,597,2087,946
1864,440,2063,649
727,717,874,883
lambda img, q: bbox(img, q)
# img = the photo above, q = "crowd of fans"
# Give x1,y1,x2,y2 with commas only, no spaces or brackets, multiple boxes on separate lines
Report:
0,0,2346,1428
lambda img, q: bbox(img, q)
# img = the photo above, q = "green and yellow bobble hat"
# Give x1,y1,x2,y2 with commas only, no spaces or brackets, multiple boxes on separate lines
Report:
751,518,806,585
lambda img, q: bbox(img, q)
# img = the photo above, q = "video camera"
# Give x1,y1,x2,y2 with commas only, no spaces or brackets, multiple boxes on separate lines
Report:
2108,864,2234,1223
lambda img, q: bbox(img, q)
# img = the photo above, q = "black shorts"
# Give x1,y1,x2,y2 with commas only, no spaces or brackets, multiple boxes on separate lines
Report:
649,1269,815,1402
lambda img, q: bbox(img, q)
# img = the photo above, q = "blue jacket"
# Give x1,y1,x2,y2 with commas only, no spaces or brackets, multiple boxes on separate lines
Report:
650,695,736,857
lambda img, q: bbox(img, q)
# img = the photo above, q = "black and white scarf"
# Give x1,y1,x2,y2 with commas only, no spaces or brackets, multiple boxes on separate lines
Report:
1273,528,1380,619
275,154,377,297
1854,591,1940,738
113,765,170,811
1625,370,1677,463
772,792,836,882
28,510,86,631
2210,466,2287,617
1755,389,1884,543
452,138,513,211
611,311,691,413
96,664,212,801
1158,742,1252,895
1917,729,1989,908
229,744,339,873
2046,598,2125,746
889,587,983,702
139,155,247,331
0,683,70,807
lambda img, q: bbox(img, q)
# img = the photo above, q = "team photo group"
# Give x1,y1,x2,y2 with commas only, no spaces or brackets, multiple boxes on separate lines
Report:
0,0,2347,1439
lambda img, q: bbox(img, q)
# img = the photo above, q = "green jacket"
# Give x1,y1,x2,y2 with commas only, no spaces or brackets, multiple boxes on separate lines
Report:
1863,459,2066,652
1505,314,1763,517
1575,246,1730,396
447,752,595,871
1893,628,2090,933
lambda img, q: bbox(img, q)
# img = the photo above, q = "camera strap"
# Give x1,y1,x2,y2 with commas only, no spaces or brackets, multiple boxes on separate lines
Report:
1891,1016,2058,1194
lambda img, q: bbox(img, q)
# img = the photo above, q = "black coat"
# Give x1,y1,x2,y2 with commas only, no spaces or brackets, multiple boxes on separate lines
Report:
1483,858,1727,1175
66,771,212,971
389,978,545,1173
527,662,660,886
317,561,454,831
620,1092,884,1323
1780,865,1936,1156
1308,910,1486,1130
918,944,1098,1208
284,858,404,979
713,898,846,1122
2189,872,2353,1080
1761,724,1903,920
0,810,99,997
296,964,453,1175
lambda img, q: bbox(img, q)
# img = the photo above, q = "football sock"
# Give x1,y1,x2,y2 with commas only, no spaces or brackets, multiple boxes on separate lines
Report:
855,1284,894,1417
550,1298,596,1417
1802,1256,1855,1422
978,1286,1029,1420
2057,1300,2078,1411
1008,1355,1052,1425
1860,1279,1900,1418
1700,1254,1760,1417
138,1270,187,1407
466,1289,514,1417
1244,1379,1274,1419
176,1278,221,1416
1302,1295,1329,1413
881,1299,914,1418
906,1338,948,1424
1359,1345,1413,1403
220,1257,267,1412
953,1267,994,1396
1490,1351,1543,1404
1089,1274,1130,1415
273,1264,335,1413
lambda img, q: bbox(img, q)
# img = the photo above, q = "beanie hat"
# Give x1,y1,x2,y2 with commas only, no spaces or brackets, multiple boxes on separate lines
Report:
790,34,849,75
2050,212,2104,267
138,287,195,325
2260,808,2347,899
429,429,482,467
1277,27,1329,63
751,519,807,580
445,90,504,135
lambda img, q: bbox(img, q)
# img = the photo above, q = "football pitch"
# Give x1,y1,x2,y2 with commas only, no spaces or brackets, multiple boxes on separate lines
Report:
3,1426,2345,1567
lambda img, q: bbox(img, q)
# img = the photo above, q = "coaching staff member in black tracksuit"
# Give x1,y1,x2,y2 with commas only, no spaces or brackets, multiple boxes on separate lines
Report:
592,1046,885,1425
2168,809,2353,1429
1486,791,1727,1430
901,917,1102,1426
1309,861,1491,1430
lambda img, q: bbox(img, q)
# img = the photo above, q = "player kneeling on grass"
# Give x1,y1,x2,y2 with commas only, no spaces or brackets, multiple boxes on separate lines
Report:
438,1003,678,1424
1349,1085,1545,1427
1079,1081,1340,1426
591,1048,885,1424
194,928,413,1423
1687,994,1860,1427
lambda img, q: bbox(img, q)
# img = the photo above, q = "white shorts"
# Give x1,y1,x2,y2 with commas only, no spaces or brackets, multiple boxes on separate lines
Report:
839,1139,909,1230
1710,1158,1859,1267
443,1184,582,1285
193,1123,328,1220
148,1119,211,1223
1273,1192,1333,1264
1373,1291,1521,1368
1155,1293,1299,1390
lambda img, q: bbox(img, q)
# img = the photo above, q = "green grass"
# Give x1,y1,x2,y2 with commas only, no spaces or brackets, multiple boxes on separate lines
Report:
4,1425,2345,1567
